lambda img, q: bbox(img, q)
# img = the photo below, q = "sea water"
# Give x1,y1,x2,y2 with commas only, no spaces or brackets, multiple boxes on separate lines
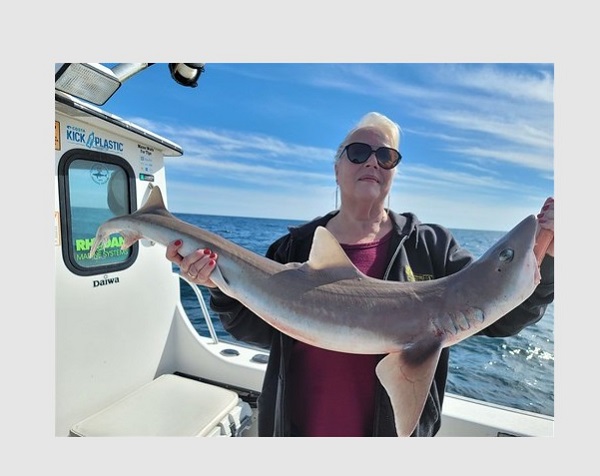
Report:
174,213,554,417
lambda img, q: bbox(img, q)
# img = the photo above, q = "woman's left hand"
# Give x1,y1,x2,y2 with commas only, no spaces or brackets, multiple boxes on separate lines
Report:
534,197,554,264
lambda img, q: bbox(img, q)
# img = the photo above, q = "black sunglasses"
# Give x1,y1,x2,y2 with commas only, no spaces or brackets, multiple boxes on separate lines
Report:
341,142,402,170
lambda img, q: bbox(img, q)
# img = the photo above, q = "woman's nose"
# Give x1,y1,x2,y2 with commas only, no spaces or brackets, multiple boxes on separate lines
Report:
365,151,379,167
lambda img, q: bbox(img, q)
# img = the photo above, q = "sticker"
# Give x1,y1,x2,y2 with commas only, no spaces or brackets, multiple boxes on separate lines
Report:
55,121,61,150
138,144,155,173
139,173,154,182
90,164,109,184
55,211,61,246
64,124,124,153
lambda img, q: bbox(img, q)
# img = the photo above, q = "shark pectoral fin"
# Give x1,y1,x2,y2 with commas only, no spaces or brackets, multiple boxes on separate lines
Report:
375,342,443,437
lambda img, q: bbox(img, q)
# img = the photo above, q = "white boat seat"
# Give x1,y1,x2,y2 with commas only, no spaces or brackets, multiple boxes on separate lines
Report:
69,374,252,437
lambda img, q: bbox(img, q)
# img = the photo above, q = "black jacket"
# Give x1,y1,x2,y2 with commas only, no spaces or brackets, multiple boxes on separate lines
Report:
209,210,555,436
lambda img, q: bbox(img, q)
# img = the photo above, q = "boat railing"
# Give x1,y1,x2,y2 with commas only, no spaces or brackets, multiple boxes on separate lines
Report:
176,271,271,369
178,273,220,344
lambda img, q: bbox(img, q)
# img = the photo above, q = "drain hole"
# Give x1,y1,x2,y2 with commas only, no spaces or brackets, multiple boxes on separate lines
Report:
251,353,269,364
220,348,240,357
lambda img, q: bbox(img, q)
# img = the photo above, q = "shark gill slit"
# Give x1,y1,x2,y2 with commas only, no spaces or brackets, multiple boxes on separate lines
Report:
437,307,486,337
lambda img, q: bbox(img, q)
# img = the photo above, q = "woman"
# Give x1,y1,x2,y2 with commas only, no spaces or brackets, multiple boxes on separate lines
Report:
166,112,555,436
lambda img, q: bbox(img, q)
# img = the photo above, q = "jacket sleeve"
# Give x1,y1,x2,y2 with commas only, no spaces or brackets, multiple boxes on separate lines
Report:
480,254,554,337
208,234,292,349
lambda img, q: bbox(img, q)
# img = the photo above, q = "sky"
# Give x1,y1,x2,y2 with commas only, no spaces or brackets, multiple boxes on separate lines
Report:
99,63,554,232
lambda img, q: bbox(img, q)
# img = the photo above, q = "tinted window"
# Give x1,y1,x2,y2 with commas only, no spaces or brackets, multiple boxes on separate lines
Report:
58,149,137,275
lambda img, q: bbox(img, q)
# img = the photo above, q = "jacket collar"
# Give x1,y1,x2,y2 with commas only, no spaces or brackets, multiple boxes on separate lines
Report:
287,209,421,240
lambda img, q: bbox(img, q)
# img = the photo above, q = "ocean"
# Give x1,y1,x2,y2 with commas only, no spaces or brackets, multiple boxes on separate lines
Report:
174,212,554,418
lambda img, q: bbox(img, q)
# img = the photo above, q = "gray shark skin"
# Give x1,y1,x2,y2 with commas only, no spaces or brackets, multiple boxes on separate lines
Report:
90,185,541,437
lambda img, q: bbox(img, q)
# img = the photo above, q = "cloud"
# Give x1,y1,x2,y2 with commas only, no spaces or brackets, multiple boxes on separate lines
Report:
121,63,553,230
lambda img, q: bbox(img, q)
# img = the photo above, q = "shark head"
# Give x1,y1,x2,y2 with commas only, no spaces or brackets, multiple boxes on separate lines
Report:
476,214,540,311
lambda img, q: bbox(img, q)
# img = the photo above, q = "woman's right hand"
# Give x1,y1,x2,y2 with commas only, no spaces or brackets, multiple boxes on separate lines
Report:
166,239,218,288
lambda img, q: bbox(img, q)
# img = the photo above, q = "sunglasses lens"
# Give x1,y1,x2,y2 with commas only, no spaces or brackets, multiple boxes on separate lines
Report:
346,143,373,164
375,148,400,169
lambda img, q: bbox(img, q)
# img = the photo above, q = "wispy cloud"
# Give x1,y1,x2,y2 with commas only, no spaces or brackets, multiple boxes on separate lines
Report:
113,63,553,230
444,64,554,103
134,119,335,165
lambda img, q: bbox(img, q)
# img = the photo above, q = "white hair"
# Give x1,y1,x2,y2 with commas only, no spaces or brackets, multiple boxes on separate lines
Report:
335,112,402,161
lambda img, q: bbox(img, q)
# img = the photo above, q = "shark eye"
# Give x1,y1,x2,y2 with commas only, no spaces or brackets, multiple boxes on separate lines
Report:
499,248,514,263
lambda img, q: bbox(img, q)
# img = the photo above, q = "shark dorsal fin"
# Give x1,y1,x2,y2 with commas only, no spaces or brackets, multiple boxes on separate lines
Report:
306,226,362,277
141,185,166,210
134,185,175,218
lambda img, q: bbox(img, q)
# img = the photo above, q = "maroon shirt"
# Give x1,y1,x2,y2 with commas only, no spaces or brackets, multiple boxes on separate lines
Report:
289,230,392,436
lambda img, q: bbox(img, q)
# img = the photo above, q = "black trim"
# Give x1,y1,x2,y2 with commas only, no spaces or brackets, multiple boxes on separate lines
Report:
174,371,261,408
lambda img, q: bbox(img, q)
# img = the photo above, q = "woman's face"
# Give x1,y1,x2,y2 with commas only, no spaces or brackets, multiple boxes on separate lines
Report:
335,127,397,206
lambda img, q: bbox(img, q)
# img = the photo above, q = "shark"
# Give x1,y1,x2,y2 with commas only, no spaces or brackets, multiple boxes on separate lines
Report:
90,185,543,437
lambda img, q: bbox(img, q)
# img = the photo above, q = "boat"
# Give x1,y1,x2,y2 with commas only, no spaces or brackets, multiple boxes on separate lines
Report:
54,63,554,438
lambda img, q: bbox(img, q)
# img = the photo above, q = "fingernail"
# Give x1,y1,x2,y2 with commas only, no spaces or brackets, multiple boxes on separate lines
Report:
210,252,216,259
203,249,211,255
174,239,182,246
209,259,215,266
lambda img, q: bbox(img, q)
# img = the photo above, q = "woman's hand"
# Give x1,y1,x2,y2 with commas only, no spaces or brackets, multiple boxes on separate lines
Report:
165,239,218,288
533,197,554,265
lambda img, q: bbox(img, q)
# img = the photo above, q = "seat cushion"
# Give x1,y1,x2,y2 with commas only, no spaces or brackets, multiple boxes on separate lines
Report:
70,374,241,436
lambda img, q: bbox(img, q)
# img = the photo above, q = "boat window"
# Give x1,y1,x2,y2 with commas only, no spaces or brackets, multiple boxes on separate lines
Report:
58,149,137,275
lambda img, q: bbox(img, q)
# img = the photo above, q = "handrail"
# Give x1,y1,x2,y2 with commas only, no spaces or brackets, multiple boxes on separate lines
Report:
177,273,220,344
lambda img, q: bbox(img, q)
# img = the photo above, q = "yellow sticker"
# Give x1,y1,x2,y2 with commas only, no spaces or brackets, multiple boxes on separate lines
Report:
55,121,61,150
55,211,61,246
